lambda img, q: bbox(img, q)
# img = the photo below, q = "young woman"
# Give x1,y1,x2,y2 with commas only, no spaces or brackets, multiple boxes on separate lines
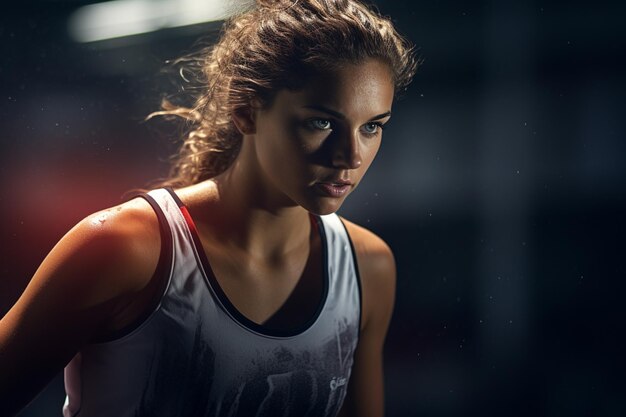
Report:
0,0,417,416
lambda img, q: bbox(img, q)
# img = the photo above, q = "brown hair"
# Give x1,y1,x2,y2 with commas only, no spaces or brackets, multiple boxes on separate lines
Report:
147,0,419,190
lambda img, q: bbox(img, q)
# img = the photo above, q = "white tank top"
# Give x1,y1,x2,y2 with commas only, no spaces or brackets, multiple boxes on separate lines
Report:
63,187,362,417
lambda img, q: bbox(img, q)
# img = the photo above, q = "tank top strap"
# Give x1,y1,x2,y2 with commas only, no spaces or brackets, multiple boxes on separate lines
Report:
317,213,363,339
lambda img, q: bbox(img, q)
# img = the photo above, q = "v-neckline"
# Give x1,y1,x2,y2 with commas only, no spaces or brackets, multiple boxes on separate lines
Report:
163,187,330,338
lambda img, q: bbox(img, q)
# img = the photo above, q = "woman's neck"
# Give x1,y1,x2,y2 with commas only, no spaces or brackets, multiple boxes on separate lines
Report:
185,155,312,261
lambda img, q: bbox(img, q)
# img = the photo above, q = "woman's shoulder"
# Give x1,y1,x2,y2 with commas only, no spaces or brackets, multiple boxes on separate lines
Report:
69,196,162,294
339,217,396,278
33,196,162,318
339,216,396,333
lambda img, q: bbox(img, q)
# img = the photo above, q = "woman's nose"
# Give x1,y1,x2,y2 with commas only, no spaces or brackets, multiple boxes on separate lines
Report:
332,130,362,169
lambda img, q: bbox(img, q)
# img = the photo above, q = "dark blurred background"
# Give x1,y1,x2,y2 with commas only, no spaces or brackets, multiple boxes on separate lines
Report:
1,0,625,416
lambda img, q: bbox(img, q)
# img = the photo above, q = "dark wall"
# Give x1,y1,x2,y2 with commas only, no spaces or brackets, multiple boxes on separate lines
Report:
1,1,625,416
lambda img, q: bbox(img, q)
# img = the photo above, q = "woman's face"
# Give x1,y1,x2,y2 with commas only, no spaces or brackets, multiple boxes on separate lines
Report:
251,58,395,215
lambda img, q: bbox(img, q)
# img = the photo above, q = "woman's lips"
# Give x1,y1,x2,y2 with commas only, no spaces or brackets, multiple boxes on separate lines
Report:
315,182,352,197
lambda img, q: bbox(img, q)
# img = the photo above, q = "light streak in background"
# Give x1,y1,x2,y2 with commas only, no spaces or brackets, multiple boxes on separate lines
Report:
68,0,252,43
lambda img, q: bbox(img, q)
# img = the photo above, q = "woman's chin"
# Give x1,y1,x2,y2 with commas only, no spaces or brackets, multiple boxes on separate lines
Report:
303,197,346,217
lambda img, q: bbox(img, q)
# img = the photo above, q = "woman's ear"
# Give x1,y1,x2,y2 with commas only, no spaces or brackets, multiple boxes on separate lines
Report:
231,105,257,135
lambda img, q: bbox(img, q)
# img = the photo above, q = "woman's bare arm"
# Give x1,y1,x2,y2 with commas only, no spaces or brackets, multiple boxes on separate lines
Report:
338,220,397,417
0,198,160,415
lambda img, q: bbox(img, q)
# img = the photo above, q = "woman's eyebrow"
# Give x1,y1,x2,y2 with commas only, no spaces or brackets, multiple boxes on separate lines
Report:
302,105,391,121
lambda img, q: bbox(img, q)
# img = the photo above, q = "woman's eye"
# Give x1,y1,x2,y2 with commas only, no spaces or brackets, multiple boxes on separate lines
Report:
362,122,383,135
307,119,332,130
